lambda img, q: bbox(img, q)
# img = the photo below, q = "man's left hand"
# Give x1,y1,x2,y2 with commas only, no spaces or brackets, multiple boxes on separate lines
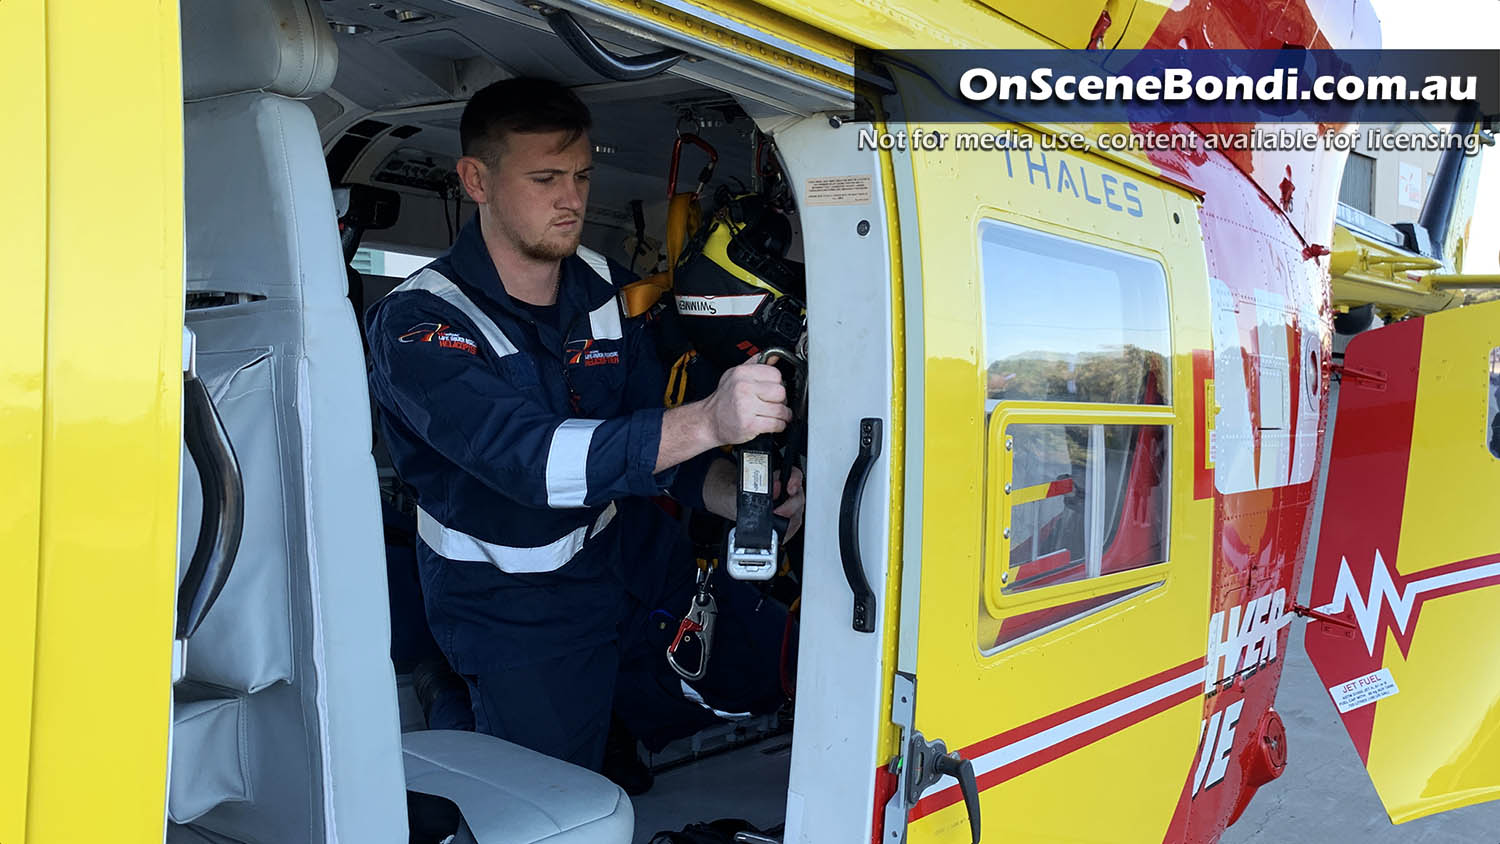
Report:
773,466,805,541
702,459,806,541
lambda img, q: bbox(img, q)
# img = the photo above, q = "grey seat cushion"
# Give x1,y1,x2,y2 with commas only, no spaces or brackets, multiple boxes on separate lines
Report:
169,695,250,824
403,731,633,844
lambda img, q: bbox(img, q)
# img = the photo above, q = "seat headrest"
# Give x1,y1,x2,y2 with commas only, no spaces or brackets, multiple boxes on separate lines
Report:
183,0,338,101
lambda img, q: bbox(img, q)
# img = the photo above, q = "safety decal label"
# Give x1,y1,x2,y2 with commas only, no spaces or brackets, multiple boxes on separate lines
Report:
743,452,770,495
1329,667,1399,713
804,175,873,206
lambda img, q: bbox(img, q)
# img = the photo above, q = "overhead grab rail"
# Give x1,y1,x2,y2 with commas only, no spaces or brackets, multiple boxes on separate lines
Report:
540,8,684,81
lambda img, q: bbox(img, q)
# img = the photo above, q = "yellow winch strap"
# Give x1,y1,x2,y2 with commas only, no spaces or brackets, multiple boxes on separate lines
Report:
665,350,696,408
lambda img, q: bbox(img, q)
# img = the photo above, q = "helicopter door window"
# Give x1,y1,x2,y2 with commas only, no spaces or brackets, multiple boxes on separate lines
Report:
1004,424,1086,591
977,220,1173,653
1489,347,1500,459
980,220,1170,414
979,418,1170,652
1001,423,1168,595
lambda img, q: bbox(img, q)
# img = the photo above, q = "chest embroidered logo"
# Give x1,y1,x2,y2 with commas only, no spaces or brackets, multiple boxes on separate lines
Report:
565,338,620,367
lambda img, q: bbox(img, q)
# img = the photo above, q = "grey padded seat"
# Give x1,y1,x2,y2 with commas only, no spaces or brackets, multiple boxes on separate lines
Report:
405,732,635,844
171,0,631,841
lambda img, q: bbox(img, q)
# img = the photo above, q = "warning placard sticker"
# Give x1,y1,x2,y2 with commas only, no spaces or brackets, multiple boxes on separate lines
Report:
805,175,873,206
1329,668,1400,714
743,452,770,495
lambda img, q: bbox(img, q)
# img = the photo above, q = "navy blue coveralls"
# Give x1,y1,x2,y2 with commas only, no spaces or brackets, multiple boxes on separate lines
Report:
366,216,785,769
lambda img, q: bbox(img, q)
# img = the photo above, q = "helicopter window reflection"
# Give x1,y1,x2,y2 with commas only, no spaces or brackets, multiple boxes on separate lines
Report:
980,421,1170,653
1002,423,1168,595
980,221,1170,413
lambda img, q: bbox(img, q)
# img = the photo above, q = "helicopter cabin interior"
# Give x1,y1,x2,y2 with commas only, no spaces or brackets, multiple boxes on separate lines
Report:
172,0,901,841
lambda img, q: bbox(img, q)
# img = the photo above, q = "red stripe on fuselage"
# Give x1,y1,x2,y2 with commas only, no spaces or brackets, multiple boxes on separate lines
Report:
907,659,1205,821
957,657,1203,762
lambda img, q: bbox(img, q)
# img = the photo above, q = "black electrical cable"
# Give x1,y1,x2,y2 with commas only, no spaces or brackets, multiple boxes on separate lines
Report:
440,186,453,244
452,189,462,244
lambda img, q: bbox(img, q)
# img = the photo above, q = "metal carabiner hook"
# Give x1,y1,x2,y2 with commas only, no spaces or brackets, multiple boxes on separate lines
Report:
667,585,717,681
754,346,802,369
754,346,807,399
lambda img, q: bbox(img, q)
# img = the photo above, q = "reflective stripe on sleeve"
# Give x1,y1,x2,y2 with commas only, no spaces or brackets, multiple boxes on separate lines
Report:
545,418,604,508
415,502,617,573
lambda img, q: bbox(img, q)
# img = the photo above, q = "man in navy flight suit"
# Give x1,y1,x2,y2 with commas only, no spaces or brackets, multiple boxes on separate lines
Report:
366,78,803,776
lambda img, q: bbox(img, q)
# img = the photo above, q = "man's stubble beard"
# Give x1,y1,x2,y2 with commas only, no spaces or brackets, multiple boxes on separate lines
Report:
490,201,581,262
520,229,582,262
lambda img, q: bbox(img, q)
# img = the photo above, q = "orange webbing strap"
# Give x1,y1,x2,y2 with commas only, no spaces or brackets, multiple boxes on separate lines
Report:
665,350,696,408
619,192,702,318
621,273,671,317
665,192,699,268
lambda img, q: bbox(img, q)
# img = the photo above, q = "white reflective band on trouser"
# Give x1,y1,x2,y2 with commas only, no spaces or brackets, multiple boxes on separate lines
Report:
391,269,520,358
415,502,617,574
545,418,603,507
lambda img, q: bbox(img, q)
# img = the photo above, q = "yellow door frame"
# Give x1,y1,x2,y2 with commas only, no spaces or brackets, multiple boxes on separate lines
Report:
1,1,185,841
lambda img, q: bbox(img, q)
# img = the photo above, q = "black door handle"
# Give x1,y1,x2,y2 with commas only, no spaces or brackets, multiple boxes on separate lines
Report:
905,732,982,844
177,373,245,639
935,751,981,844
838,418,881,633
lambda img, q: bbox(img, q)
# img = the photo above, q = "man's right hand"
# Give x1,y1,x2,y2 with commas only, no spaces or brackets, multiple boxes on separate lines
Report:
654,358,793,474
701,359,793,445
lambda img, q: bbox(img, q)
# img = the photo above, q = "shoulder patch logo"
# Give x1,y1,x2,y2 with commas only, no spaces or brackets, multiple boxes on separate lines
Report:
398,322,478,355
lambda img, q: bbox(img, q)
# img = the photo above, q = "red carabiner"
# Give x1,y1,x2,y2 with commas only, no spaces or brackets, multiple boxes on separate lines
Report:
669,616,704,653
667,585,716,681
667,133,718,199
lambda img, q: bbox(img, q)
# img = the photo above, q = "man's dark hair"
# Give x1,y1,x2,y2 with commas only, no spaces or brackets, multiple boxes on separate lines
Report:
459,78,592,166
